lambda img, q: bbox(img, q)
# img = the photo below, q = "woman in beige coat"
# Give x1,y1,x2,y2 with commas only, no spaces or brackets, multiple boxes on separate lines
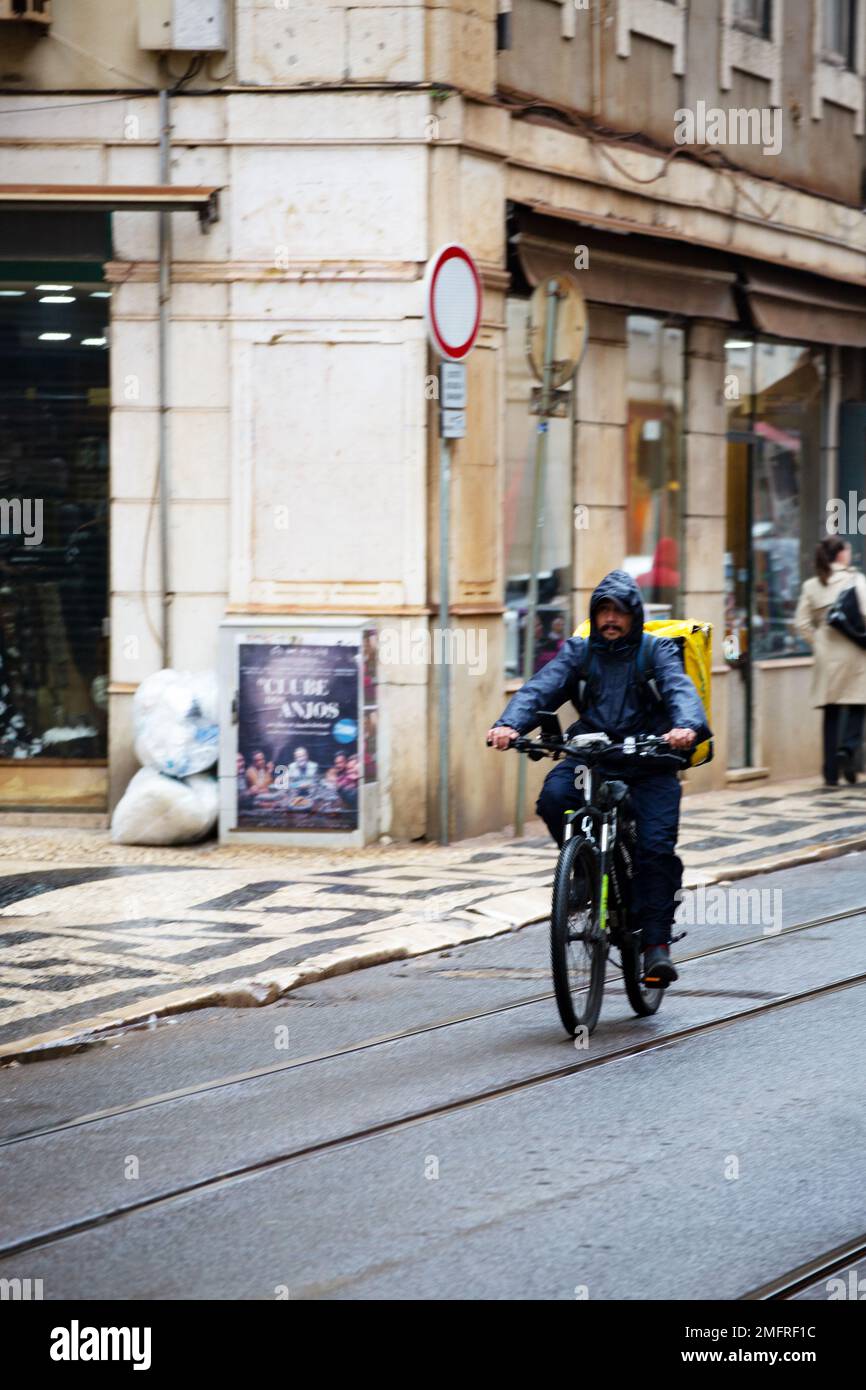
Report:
795,536,866,786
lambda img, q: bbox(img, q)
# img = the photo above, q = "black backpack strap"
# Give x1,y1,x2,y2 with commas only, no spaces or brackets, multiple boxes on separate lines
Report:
579,632,663,710
636,632,663,705
577,639,595,708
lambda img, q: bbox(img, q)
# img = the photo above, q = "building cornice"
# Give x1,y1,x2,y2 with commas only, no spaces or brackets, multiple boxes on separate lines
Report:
103,260,512,291
488,98,866,287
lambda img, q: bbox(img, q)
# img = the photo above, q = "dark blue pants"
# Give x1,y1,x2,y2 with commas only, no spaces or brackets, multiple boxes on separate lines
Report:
536,760,683,948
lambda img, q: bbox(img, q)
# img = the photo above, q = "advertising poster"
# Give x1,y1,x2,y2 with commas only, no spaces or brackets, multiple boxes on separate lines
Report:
236,641,360,832
362,626,378,784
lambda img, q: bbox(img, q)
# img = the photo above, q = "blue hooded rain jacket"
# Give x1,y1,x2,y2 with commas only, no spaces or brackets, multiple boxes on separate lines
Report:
496,570,711,753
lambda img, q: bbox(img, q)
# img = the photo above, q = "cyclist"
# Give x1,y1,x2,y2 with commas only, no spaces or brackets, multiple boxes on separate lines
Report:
488,570,711,986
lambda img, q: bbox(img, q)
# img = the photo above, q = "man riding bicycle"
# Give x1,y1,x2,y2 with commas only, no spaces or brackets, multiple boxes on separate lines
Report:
487,570,711,987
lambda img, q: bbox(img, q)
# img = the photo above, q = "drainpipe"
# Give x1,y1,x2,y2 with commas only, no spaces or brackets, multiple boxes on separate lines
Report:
591,0,601,118
158,86,172,667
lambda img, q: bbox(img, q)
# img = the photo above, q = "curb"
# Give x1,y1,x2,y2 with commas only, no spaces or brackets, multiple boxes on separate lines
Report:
3,833,866,1065
703,833,866,882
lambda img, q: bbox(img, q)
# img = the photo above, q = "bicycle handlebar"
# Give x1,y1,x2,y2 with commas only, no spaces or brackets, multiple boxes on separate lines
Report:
488,731,686,764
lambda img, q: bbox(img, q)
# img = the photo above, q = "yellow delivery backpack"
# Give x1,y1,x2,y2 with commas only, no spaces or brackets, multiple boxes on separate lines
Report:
574,618,713,767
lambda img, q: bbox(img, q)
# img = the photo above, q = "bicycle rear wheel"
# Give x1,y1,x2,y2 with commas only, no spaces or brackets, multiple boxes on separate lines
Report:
550,834,606,1037
621,928,664,1016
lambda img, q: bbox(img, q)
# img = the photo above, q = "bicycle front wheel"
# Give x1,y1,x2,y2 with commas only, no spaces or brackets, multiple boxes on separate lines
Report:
550,835,606,1037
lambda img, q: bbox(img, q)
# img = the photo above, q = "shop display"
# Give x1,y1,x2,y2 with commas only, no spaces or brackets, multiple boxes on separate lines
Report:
0,276,109,803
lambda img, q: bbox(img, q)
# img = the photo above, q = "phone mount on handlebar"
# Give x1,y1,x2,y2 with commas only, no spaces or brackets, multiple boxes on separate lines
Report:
536,711,564,742
524,711,565,761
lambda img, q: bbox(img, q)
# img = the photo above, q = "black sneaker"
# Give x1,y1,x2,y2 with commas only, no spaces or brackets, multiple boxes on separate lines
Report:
642,944,678,987
837,750,858,785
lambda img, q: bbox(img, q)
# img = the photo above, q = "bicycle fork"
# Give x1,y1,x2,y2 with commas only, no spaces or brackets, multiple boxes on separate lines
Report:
563,789,616,937
597,813,615,936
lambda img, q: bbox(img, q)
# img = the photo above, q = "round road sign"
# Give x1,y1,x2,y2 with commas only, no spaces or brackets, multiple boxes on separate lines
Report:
424,243,482,361
526,274,588,388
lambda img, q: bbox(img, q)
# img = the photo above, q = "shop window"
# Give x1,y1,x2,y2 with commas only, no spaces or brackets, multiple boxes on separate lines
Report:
624,316,685,617
725,338,824,660
503,295,573,678
0,273,109,779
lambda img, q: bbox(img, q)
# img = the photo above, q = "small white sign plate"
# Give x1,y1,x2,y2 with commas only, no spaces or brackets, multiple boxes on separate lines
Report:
440,362,467,409
440,409,466,439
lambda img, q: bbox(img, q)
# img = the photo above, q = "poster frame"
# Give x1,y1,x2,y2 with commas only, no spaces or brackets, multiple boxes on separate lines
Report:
218,617,378,847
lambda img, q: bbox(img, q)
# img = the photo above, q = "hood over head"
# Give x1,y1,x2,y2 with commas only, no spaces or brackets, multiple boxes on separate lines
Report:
589,570,645,651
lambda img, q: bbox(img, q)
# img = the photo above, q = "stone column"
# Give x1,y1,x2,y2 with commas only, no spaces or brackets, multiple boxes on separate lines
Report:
682,319,729,788
823,344,842,503
573,303,629,621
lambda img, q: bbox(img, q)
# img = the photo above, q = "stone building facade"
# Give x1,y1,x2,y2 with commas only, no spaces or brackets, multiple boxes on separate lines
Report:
1,1,865,837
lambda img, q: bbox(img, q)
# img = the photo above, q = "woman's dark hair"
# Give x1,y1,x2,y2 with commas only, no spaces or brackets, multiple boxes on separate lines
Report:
816,536,848,584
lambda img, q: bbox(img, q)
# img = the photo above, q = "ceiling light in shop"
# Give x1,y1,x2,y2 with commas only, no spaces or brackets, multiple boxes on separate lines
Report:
0,289,26,297
38,332,71,341
36,284,72,292
725,340,753,350
39,295,76,304
81,338,107,347
90,291,112,299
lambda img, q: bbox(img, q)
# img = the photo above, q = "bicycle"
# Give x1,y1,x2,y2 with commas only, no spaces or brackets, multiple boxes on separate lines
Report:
499,718,686,1038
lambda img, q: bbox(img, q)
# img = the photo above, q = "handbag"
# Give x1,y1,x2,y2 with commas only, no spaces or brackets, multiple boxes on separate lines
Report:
826,584,866,650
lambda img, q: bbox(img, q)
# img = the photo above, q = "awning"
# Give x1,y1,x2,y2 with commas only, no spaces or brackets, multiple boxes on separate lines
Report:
743,265,866,347
513,205,739,320
513,203,866,344
0,184,220,229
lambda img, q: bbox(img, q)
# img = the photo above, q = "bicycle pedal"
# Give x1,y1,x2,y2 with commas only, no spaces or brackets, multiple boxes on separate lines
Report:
642,958,678,987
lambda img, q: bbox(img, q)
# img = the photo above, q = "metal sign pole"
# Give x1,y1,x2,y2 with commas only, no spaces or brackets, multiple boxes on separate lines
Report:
437,361,468,846
439,432,452,846
424,244,480,847
515,279,561,836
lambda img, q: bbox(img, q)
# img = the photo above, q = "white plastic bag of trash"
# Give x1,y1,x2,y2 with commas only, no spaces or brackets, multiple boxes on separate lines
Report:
133,669,218,777
111,768,219,845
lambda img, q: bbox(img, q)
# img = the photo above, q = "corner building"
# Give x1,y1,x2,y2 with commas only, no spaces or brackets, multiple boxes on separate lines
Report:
1,0,865,837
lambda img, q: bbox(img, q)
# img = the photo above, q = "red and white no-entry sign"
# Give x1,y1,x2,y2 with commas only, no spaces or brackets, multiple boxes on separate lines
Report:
423,243,482,361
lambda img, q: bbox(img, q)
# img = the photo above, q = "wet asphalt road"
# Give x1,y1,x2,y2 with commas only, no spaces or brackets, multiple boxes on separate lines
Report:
1,853,865,1300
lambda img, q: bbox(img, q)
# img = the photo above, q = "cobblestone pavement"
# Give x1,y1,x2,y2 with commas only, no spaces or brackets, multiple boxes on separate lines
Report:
0,776,862,1058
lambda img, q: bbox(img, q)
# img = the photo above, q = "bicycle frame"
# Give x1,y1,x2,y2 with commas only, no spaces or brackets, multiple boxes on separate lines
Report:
493,727,677,1034
562,763,619,938
496,725,680,947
